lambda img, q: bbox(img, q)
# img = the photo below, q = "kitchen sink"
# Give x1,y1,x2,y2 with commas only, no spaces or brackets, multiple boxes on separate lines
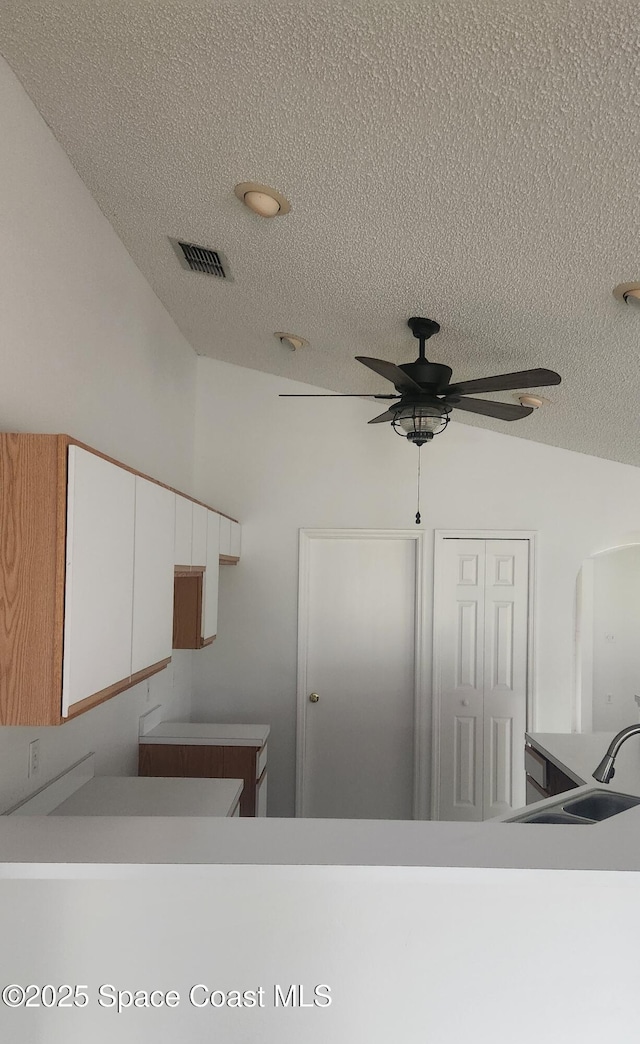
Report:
506,789,640,824
518,811,592,825
561,791,640,821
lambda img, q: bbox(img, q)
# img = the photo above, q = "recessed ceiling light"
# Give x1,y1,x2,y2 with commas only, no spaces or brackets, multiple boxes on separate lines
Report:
275,332,308,351
518,394,544,409
613,282,640,308
234,182,291,218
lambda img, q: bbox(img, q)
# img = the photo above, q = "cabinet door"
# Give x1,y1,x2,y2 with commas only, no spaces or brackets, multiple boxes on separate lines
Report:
174,495,192,565
230,520,241,558
62,447,135,715
132,478,175,675
219,516,232,556
192,503,208,567
203,511,220,641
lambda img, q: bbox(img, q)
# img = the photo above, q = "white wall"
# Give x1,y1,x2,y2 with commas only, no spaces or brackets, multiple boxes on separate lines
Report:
590,547,640,731
1,867,639,1042
193,357,640,816
0,58,197,810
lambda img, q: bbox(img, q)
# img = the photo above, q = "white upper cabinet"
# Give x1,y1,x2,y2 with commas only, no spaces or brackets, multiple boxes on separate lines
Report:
132,478,175,675
203,511,221,641
62,447,135,715
230,520,242,558
174,495,193,565
192,503,208,568
219,516,232,556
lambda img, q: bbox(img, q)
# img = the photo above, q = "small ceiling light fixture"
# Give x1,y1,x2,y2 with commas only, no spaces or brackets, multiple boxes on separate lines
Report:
234,182,291,218
518,394,544,409
613,282,640,309
391,402,450,446
275,332,308,351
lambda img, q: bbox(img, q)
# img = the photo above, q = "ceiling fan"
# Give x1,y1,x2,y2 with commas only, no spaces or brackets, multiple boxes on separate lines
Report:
280,316,562,447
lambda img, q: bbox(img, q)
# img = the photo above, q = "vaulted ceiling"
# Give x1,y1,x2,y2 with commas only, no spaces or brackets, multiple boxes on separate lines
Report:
2,1,640,463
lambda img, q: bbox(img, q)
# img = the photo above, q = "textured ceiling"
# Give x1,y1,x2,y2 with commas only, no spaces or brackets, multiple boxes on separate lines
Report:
2,0,640,464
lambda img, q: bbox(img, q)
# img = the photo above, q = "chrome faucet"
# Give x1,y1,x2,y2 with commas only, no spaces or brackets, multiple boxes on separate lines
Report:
593,723,640,783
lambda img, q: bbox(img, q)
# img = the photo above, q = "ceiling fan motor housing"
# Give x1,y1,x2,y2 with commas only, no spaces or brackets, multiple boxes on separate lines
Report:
399,360,452,391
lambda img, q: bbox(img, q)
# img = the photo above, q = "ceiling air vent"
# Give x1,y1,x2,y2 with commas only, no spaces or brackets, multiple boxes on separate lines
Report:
169,238,232,280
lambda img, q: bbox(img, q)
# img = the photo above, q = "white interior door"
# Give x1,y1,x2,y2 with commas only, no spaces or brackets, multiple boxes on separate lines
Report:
298,532,418,820
435,537,530,821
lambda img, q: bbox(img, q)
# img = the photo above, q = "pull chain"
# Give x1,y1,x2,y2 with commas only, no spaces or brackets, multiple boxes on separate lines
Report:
415,447,422,525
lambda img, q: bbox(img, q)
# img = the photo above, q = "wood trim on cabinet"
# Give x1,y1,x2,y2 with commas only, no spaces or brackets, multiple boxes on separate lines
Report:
219,555,240,565
200,635,216,647
64,658,171,720
0,434,69,726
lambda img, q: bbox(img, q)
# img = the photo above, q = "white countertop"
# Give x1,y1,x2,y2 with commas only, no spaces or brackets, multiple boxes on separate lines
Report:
4,730,640,876
140,722,270,747
46,776,243,818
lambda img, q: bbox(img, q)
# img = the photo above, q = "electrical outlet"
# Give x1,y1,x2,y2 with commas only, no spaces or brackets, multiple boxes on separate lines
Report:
28,739,40,778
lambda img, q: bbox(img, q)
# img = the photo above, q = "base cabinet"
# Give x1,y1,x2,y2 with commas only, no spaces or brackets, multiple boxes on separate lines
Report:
525,743,579,803
139,741,267,817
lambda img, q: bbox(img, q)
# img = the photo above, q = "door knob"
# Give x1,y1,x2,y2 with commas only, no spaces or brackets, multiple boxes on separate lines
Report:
461,699,470,707
309,693,320,703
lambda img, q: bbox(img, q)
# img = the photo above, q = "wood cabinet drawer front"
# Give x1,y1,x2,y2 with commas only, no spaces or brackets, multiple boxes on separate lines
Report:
138,743,224,778
524,746,547,788
256,744,267,779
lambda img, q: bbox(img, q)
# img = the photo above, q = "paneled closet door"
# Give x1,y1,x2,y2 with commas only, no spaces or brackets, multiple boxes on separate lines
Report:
482,541,529,818
436,537,530,821
437,539,486,822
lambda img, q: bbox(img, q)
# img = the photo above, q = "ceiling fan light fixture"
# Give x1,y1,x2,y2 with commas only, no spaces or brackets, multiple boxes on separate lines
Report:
234,182,291,217
392,404,449,446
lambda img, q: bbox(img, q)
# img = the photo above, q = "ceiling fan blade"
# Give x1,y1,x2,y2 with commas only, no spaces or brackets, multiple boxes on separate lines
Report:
355,356,424,394
452,397,533,421
447,367,561,396
279,393,399,399
368,408,400,424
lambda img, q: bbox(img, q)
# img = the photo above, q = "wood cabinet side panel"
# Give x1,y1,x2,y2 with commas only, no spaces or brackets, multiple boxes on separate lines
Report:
223,746,258,817
547,762,579,797
0,434,67,725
